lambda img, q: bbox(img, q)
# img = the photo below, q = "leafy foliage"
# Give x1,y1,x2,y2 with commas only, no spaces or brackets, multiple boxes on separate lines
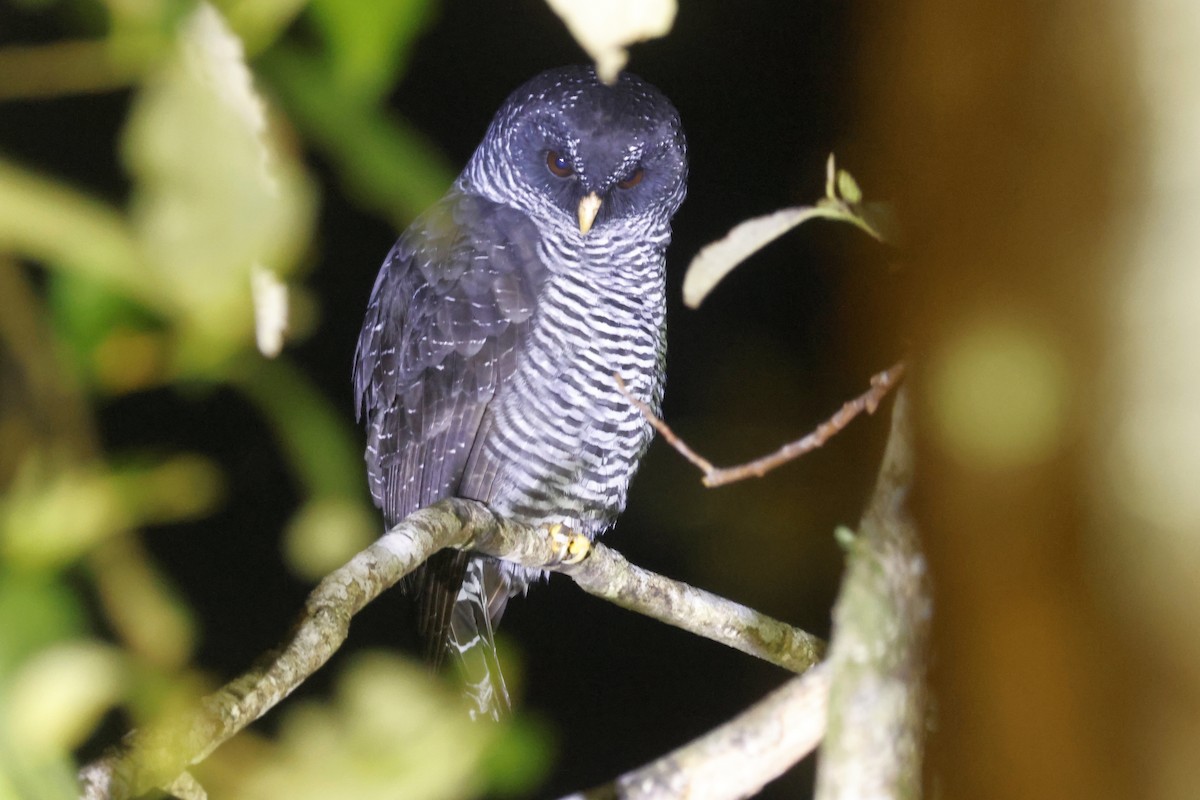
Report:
0,1,543,796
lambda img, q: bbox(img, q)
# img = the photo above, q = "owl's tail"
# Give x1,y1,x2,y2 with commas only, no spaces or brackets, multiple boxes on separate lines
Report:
448,557,514,720
415,550,514,720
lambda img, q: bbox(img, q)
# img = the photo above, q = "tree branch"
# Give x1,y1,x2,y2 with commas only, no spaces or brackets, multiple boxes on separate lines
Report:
556,542,824,674
815,387,928,799
78,501,823,799
560,663,831,800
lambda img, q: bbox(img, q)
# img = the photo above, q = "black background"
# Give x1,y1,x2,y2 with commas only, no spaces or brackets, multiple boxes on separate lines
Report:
2,1,901,796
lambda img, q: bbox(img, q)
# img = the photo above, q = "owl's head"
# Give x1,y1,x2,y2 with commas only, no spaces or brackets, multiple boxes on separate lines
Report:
465,65,688,238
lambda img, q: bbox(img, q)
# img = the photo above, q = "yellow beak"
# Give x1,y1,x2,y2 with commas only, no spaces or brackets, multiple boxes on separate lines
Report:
577,193,602,235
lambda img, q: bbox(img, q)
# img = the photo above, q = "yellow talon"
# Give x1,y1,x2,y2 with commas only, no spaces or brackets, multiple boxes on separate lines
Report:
564,535,591,564
544,523,591,565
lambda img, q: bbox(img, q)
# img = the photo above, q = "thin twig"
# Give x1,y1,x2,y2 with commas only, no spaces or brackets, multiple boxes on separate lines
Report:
614,373,716,474
617,360,907,487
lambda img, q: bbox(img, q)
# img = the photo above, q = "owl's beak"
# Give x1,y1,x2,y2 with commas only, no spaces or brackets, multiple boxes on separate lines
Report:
577,193,602,235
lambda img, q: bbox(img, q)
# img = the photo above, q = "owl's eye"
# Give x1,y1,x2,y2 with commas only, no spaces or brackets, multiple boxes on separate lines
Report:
546,151,574,177
616,167,645,190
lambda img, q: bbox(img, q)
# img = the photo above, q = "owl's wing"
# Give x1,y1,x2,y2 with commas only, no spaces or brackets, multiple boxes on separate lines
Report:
353,189,548,674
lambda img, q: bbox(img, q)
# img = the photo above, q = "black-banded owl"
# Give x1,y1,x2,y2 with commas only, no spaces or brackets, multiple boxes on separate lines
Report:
354,65,687,718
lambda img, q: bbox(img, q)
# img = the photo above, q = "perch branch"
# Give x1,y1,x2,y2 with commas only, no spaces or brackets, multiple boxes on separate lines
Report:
561,662,831,800
557,542,824,674
78,501,822,800
617,360,906,487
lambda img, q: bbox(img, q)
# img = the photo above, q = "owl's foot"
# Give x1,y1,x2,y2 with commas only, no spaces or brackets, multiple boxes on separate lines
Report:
544,523,591,565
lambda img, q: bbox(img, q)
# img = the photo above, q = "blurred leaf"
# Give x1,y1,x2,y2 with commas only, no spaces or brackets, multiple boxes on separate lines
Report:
284,496,377,579
0,570,86,678
234,356,366,500
0,40,143,101
101,0,196,38
929,317,1071,469
0,159,162,312
219,0,311,54
122,2,315,374
544,0,676,82
6,640,127,757
100,0,195,76
261,44,454,225
476,714,552,796
89,326,172,394
204,651,500,800
47,271,168,394
112,454,225,525
0,739,77,800
309,0,436,102
0,260,99,487
1,458,130,570
89,534,197,668
1,453,222,571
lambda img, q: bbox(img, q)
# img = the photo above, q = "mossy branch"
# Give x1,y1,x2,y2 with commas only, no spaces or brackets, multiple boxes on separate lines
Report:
78,501,823,800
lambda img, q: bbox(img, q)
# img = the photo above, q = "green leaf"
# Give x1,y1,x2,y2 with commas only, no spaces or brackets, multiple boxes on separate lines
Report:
219,0,311,54
683,205,842,308
0,570,86,678
682,155,896,307
834,525,858,550
837,168,862,205
309,0,436,102
261,44,455,225
0,159,160,311
203,652,501,800
233,356,368,501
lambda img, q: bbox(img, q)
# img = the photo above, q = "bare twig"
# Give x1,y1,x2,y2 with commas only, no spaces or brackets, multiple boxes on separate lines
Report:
560,663,832,800
614,373,716,474
78,500,823,800
618,361,907,487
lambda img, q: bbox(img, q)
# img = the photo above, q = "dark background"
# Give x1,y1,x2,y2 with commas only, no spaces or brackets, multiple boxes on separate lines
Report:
2,1,900,796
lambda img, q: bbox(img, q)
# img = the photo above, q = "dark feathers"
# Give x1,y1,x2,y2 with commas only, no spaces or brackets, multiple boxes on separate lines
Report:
354,192,548,524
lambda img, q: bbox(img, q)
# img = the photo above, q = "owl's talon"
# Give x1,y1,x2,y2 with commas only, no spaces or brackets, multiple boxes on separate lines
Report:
544,523,591,565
